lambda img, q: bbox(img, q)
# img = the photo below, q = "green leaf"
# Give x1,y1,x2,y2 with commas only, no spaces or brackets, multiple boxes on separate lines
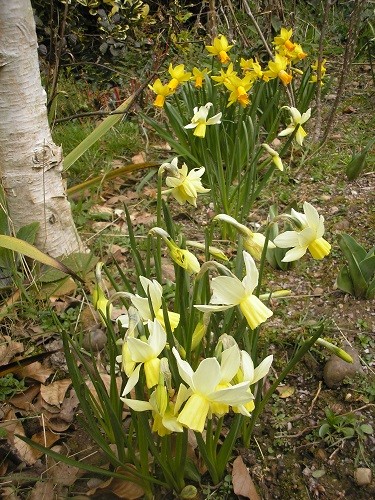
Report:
341,427,355,438
346,138,375,181
318,423,331,438
336,265,355,295
0,235,83,283
338,234,368,297
366,278,375,299
16,222,39,245
339,234,367,264
359,255,375,282
360,424,373,434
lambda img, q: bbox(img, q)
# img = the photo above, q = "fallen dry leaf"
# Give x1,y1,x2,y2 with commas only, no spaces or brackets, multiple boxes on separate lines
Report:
50,461,85,487
16,361,53,383
28,481,55,500
0,409,40,466
129,211,156,226
276,385,295,399
40,379,72,407
10,384,40,411
232,455,260,500
0,335,24,366
131,152,146,164
87,465,144,499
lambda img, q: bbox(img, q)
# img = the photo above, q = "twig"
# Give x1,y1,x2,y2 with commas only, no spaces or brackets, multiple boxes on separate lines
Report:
308,381,322,414
241,0,274,59
54,109,132,124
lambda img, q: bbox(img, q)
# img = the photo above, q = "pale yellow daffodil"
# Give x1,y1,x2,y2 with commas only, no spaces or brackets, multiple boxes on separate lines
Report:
149,227,201,274
172,347,252,433
214,214,276,261
117,276,180,331
205,34,233,64
195,251,273,330
167,63,191,90
262,143,284,171
149,78,174,107
274,201,331,261
184,102,222,138
162,160,210,207
278,106,311,146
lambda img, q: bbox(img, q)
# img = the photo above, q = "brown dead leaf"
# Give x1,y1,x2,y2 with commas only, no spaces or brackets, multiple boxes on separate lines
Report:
87,465,144,499
0,409,40,465
86,374,122,404
40,379,72,407
129,211,156,226
232,456,260,500
29,429,60,459
0,486,21,499
17,361,53,383
28,481,55,500
131,152,146,164
0,335,24,366
50,461,84,486
10,384,40,411
276,385,295,399
45,388,79,432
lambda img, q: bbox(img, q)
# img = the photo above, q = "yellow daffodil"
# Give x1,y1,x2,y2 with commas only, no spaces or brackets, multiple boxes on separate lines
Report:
195,251,273,330
92,262,112,322
161,159,210,207
211,62,237,86
224,73,253,107
278,106,311,146
310,59,327,84
214,214,276,261
289,43,307,61
191,67,210,88
262,143,284,171
172,346,252,433
274,202,331,261
167,63,191,90
184,102,222,138
123,319,167,388
205,34,233,64
273,27,295,51
240,58,264,80
149,78,174,107
117,276,180,331
263,54,292,85
149,227,201,274
186,241,228,261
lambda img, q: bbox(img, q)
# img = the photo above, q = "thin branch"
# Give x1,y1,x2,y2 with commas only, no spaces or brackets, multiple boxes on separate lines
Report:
241,0,274,59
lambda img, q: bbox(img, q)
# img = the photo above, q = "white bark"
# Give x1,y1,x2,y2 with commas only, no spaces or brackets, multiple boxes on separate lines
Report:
0,0,83,257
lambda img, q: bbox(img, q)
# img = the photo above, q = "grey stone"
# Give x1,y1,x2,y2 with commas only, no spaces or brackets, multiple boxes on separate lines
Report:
323,346,364,388
354,468,372,486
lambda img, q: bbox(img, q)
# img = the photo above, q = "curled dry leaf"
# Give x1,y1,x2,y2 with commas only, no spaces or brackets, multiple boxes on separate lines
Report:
10,384,40,411
40,379,72,407
16,361,53,383
28,481,55,500
232,455,260,500
0,335,24,366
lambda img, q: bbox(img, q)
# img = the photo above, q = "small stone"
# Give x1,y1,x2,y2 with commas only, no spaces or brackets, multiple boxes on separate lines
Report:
82,328,107,352
354,468,372,486
323,346,364,388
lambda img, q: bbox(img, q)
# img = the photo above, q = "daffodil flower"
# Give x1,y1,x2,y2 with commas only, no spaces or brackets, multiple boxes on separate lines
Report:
149,227,200,274
92,262,112,322
205,34,233,64
162,161,210,207
149,78,174,107
234,351,273,415
214,214,276,261
224,74,253,107
191,67,210,88
211,62,237,86
184,102,222,138
124,319,167,388
310,59,327,84
240,58,263,80
274,201,331,261
121,364,184,436
117,276,180,331
273,27,295,51
262,143,284,171
167,63,191,90
263,54,292,85
173,347,252,433
195,251,273,330
278,106,311,146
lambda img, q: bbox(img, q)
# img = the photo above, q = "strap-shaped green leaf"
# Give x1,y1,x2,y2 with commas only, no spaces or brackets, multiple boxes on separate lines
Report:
359,254,375,282
338,233,367,264
336,265,355,296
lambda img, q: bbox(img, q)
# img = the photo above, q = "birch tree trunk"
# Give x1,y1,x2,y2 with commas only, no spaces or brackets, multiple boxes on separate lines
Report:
0,0,83,257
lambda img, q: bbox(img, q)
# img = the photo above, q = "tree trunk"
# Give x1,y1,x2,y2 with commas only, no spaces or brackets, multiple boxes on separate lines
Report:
0,0,83,257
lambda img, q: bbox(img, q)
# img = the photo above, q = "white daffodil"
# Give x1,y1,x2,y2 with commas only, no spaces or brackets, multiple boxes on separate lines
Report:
117,276,180,330
124,319,166,388
149,227,200,274
164,162,210,207
214,214,275,261
184,102,222,138
278,106,311,146
274,201,331,262
172,347,252,433
262,143,284,171
234,351,273,415
195,251,273,330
